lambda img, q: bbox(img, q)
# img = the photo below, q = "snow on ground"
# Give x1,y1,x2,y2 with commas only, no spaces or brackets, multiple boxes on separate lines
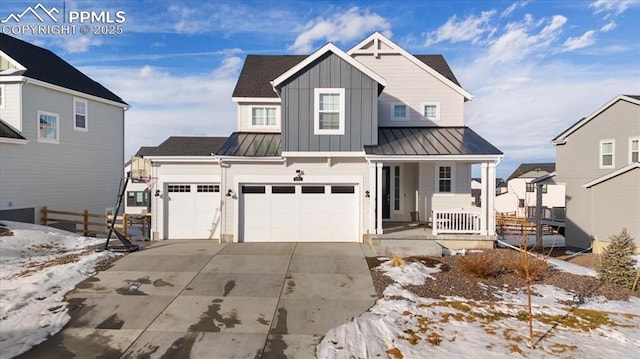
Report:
379,258,441,286
546,257,597,277
497,234,565,248
318,256,640,359
0,221,121,359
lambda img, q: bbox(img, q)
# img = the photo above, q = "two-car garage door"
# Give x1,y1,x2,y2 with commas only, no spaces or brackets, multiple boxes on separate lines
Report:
166,184,220,239
240,184,359,242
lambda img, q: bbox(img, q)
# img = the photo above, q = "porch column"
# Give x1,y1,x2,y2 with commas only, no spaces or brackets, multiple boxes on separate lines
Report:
368,162,376,235
376,162,383,234
480,162,488,235
487,162,497,235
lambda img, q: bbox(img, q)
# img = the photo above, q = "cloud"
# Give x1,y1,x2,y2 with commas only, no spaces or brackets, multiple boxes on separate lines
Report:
425,11,496,46
501,0,531,18
590,0,639,16
563,30,597,51
600,21,617,32
56,36,103,54
288,7,391,54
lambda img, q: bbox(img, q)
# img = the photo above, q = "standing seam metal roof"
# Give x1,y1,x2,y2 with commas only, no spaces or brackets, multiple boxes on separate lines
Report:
216,132,282,157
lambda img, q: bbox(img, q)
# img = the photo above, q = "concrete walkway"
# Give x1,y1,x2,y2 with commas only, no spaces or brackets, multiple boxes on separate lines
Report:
20,241,377,358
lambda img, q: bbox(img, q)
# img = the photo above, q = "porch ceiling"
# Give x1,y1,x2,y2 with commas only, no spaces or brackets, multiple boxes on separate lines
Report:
364,127,503,156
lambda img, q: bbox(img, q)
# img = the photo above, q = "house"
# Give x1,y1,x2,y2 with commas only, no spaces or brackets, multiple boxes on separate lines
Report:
0,34,128,224
548,94,639,252
494,163,565,216
125,136,228,240
471,177,506,206
200,32,502,244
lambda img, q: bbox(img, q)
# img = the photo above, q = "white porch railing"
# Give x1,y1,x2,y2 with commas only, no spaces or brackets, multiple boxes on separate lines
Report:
432,209,482,235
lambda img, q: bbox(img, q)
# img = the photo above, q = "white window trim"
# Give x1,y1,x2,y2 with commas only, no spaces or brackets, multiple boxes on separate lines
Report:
599,139,615,169
73,97,88,131
390,102,409,121
37,110,60,144
0,84,5,109
421,102,440,121
249,105,280,129
314,88,345,135
629,137,639,164
435,162,455,194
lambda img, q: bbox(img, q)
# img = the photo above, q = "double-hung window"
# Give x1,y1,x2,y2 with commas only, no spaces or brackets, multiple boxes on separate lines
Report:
527,183,547,193
314,88,345,135
391,102,409,121
600,139,614,168
422,102,440,121
630,137,639,163
251,106,277,126
38,111,59,143
436,164,454,193
74,98,88,131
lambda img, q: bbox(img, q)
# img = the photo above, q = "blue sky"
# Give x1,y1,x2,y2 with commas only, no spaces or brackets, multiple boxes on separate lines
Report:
2,0,639,178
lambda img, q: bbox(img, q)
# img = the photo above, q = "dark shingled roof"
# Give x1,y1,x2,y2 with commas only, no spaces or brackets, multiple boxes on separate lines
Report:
216,132,282,157
365,127,502,156
0,119,26,140
0,34,126,105
148,137,228,156
507,163,556,181
625,94,640,101
135,146,157,157
232,54,461,98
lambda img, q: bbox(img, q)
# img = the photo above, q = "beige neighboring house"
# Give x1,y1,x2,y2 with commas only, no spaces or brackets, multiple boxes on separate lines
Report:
549,94,640,252
494,163,565,217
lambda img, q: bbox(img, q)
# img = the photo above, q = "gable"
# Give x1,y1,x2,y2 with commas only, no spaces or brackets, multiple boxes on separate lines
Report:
232,55,306,99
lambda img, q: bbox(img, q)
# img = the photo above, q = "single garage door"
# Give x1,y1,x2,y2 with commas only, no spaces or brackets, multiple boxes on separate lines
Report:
166,184,221,239
240,184,359,242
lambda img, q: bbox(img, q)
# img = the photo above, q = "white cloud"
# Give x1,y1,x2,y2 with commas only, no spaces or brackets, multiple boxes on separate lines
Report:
563,30,597,51
501,0,531,18
590,0,639,16
288,7,391,54
57,36,103,54
600,21,617,32
425,11,496,46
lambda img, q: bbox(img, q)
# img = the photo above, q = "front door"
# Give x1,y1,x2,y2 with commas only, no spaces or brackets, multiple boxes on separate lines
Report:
382,166,390,219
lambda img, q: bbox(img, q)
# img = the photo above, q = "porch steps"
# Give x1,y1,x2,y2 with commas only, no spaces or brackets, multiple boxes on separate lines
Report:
365,239,444,257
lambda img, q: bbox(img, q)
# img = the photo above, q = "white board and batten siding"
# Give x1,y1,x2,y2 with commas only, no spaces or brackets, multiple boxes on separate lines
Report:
0,83,124,222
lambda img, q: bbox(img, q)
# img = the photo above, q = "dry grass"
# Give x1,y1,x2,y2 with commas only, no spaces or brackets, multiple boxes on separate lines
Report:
458,253,502,279
390,254,405,267
508,255,549,281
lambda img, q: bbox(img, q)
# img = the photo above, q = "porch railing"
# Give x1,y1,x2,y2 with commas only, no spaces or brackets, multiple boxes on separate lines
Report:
432,209,482,235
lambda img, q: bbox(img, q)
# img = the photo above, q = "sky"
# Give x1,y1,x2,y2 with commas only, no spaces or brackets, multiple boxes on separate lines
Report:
1,0,639,178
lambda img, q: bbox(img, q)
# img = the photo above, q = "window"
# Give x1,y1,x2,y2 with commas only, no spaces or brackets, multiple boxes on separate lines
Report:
600,139,614,168
242,186,266,194
518,199,525,208
390,102,409,121
422,102,440,121
436,164,454,193
73,98,88,131
302,186,325,194
37,111,59,143
526,183,547,193
272,186,295,194
167,185,191,192
0,85,5,109
394,166,400,210
127,191,149,207
331,186,355,194
197,185,220,192
630,137,639,163
314,88,345,135
251,106,277,126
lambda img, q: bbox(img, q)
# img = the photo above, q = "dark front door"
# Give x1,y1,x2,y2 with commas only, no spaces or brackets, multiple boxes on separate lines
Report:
382,166,390,219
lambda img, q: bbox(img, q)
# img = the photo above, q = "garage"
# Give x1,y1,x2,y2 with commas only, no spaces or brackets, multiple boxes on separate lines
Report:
166,183,221,239
239,184,359,242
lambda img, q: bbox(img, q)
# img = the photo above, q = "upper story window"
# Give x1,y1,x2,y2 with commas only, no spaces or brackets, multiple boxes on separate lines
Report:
314,88,345,135
422,102,440,121
391,102,409,121
526,183,547,193
74,98,88,131
0,85,5,109
436,164,454,193
251,106,277,126
630,137,639,163
37,111,59,143
599,139,614,168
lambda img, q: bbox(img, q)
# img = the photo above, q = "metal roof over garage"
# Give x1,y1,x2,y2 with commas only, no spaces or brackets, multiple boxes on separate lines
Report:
216,132,282,157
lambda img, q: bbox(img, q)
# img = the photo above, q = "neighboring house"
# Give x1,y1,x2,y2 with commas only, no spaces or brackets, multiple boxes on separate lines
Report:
125,136,227,240
200,32,503,243
471,177,505,206
0,34,128,224
546,94,640,252
494,163,565,216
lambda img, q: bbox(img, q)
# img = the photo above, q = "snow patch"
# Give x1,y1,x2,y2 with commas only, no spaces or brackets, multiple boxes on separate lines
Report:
379,259,441,286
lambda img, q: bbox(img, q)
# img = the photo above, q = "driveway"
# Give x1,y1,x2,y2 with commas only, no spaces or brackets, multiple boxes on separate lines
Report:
20,241,378,358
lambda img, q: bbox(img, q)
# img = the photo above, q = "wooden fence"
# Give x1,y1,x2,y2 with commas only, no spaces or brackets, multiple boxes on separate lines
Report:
41,207,148,239
496,213,558,237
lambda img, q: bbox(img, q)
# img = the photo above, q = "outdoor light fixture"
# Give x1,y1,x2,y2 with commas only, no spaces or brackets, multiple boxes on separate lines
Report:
294,169,304,182
226,189,235,197
154,190,161,197
365,190,370,198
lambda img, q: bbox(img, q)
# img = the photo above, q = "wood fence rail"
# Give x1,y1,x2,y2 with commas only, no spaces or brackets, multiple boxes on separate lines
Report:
41,207,148,239
496,213,557,236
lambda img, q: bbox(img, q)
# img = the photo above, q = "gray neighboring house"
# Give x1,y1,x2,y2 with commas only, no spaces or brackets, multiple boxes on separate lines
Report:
0,34,128,223
550,94,640,252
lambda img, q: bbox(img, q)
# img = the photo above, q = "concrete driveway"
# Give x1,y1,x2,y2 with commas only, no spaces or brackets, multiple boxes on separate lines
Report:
20,241,377,358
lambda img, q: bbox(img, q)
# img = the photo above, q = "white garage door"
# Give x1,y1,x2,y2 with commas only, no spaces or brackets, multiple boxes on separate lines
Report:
240,184,359,242
166,184,221,239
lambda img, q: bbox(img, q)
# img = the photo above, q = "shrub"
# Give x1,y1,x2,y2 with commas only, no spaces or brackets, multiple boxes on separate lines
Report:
598,229,637,289
458,254,497,279
508,255,549,281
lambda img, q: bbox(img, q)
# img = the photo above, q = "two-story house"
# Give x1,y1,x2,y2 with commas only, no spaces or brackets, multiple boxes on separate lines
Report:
547,94,639,252
0,34,128,224
207,33,503,243
494,163,565,216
